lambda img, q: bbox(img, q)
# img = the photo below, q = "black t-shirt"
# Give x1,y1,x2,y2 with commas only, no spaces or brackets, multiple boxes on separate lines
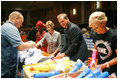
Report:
91,28,117,74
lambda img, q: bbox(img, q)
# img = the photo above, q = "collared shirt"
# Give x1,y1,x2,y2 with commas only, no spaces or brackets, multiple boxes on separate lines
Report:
1,21,23,76
39,30,62,54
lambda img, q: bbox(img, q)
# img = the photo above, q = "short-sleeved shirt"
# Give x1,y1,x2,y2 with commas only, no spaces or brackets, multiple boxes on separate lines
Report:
39,30,62,54
1,21,23,76
91,28,117,74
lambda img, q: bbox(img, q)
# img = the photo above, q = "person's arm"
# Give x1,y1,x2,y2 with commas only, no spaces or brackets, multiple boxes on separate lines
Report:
90,45,98,66
16,42,36,51
56,33,67,58
94,44,97,50
93,46,117,69
115,49,117,54
95,34,117,69
41,31,47,46
55,52,66,59
57,32,62,49
56,27,81,58
64,27,82,56
98,55,117,69
53,33,62,55
35,33,46,48
52,48,59,56
42,41,47,47
60,32,68,53
98,37,117,69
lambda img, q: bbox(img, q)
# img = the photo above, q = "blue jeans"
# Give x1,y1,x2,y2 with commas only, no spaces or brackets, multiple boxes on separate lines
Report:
1,66,17,78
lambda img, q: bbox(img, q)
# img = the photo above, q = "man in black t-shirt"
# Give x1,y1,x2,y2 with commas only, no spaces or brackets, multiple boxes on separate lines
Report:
89,11,117,75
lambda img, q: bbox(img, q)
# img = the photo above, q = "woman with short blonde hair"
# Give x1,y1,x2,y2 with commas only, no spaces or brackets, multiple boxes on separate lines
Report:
45,20,55,28
36,20,62,56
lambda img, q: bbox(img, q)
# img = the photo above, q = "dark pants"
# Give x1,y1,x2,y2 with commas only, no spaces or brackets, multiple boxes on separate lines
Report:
1,66,17,78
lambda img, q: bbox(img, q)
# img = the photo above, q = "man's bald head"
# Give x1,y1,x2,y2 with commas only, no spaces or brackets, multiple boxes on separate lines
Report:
9,11,23,21
8,11,24,28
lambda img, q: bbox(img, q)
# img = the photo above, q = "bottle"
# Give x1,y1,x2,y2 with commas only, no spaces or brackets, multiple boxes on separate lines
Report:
90,49,97,66
76,68,91,78
84,68,101,78
68,61,83,73
96,71,109,78
33,71,60,78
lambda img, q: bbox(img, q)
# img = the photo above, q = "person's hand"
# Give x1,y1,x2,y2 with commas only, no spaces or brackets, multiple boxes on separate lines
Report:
32,42,36,46
92,63,107,70
92,64,99,69
27,41,36,47
90,60,96,67
56,52,66,59
52,53,56,56
99,63,107,69
49,54,54,59
35,42,41,48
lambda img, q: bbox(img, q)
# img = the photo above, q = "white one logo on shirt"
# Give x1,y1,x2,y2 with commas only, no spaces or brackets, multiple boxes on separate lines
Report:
95,40,112,60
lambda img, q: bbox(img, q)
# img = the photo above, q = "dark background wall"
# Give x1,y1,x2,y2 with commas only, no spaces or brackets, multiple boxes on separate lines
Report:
1,1,117,29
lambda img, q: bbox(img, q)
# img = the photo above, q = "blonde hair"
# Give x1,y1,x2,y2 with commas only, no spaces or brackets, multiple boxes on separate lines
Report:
89,11,108,23
57,13,68,20
8,11,23,20
45,20,55,28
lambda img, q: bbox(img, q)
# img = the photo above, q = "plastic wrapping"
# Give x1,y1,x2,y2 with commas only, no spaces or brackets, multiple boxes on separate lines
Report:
96,71,109,78
33,71,60,78
84,67,101,78
76,68,91,78
90,49,97,66
68,61,83,73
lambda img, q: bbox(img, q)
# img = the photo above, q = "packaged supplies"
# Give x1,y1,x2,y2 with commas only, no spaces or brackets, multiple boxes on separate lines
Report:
96,71,109,78
84,67,101,78
33,71,60,78
68,61,83,73
19,47,45,65
90,49,97,66
76,68,91,78
23,57,75,78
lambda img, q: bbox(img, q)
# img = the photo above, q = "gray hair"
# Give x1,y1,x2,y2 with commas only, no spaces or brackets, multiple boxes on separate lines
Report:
8,11,23,20
89,11,108,23
57,13,68,20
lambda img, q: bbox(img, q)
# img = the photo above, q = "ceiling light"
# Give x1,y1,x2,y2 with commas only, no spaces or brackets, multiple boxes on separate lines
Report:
73,8,76,15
